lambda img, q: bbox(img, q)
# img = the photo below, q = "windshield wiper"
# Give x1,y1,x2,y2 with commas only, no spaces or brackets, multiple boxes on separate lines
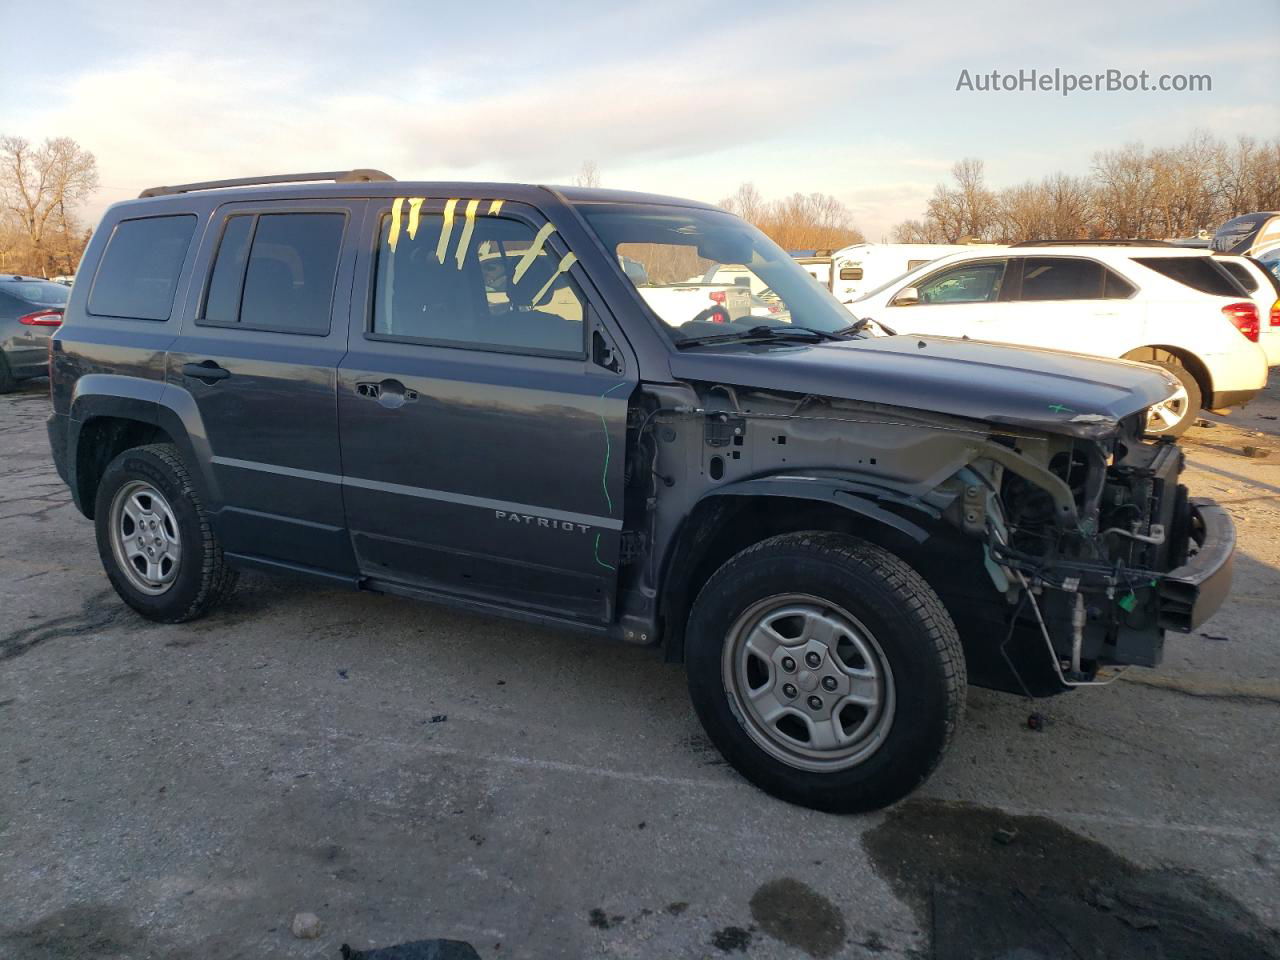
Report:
675,325,848,349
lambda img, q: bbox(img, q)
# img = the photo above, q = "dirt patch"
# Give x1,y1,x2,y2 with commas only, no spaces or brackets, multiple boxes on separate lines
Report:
863,800,1280,959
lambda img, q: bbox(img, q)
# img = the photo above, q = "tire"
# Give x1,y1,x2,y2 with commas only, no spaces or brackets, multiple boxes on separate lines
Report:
94,443,237,622
0,352,16,394
1145,360,1201,437
686,531,965,813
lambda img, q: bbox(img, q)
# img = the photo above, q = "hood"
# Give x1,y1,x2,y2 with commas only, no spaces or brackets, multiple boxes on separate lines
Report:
667,334,1179,439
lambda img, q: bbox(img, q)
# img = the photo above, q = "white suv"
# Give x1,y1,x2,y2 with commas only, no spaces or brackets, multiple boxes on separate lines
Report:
850,243,1270,435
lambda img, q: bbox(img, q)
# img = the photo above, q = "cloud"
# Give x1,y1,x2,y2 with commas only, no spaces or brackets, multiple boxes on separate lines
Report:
10,0,1276,236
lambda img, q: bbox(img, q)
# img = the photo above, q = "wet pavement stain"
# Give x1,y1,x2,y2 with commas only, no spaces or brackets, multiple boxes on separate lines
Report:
749,877,848,958
862,800,1280,959
0,904,190,960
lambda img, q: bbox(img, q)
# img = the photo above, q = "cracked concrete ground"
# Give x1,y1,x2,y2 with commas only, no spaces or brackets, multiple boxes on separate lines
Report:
1,375,1278,959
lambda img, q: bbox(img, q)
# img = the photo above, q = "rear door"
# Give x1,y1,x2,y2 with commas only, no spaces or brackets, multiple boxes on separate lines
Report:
167,198,366,575
337,194,636,625
983,256,1142,354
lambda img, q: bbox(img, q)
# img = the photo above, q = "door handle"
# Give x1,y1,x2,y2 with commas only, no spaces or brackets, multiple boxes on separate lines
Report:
356,378,418,409
182,361,230,383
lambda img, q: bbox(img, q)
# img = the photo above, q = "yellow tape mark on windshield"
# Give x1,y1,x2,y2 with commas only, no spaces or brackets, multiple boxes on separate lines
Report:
436,197,459,264
512,223,556,285
387,197,405,251
455,199,481,270
488,199,504,216
406,197,424,240
530,252,578,307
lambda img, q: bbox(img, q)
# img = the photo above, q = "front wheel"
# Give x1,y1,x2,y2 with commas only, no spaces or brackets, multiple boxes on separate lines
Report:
686,532,965,813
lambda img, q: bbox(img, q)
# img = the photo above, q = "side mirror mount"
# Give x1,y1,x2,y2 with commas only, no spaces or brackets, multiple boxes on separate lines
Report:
891,286,920,306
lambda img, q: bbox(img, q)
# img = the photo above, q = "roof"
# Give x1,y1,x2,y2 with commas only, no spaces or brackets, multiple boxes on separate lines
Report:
131,170,718,212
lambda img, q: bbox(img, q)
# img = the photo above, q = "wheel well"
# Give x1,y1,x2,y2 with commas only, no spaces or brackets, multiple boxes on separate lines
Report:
1122,345,1212,405
75,417,173,519
659,495,952,662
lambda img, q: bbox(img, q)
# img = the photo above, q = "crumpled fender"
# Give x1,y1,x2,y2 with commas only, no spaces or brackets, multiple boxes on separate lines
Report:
695,471,941,543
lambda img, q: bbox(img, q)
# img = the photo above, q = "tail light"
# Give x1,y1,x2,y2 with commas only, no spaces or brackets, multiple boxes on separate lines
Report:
708,290,726,303
1222,302,1260,342
18,309,63,327
1271,299,1280,327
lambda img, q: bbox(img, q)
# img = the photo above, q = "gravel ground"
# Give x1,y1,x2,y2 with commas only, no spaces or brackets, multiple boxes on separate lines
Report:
2,375,1278,959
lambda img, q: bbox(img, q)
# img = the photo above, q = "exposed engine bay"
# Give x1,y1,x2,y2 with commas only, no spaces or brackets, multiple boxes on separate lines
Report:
621,379,1235,697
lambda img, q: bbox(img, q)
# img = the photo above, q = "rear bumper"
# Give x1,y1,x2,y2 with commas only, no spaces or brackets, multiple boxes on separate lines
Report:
4,345,50,379
1158,498,1235,632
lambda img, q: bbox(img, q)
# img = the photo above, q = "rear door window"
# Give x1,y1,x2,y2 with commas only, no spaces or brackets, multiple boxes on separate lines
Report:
1018,257,1104,300
88,215,197,320
1133,257,1242,297
200,212,346,334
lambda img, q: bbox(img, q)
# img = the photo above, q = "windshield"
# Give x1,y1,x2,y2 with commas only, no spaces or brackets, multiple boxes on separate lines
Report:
578,203,855,342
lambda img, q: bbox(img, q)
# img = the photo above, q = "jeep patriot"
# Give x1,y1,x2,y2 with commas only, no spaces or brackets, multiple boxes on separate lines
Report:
46,170,1235,811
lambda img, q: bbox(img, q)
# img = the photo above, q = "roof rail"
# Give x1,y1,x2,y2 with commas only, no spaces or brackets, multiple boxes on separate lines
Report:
1010,239,1176,248
139,169,395,199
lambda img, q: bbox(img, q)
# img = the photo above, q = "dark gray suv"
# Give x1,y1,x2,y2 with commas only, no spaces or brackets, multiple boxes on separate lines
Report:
46,171,1234,812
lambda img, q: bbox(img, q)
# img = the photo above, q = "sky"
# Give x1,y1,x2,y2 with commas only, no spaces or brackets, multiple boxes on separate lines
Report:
3,0,1277,241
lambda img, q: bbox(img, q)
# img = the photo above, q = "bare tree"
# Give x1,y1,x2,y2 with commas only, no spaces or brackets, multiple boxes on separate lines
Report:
0,135,99,276
574,160,601,188
719,182,768,224
891,132,1280,245
890,218,946,243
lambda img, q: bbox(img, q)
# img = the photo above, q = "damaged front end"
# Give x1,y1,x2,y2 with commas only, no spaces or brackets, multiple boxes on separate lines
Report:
962,412,1235,689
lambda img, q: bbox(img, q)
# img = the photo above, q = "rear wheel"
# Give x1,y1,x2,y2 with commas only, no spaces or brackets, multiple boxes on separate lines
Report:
94,443,237,622
685,532,965,813
1144,360,1202,437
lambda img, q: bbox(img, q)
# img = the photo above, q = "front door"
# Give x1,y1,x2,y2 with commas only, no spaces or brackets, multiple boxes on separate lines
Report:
337,194,635,625
167,198,366,575
881,257,1012,338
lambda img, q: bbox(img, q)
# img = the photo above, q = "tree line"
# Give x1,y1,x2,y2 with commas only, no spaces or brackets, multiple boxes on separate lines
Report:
1,135,98,277
892,132,1280,244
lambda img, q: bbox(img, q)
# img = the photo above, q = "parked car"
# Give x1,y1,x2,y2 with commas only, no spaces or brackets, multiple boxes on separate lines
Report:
1212,211,1280,257
1257,247,1280,283
0,275,69,392
1214,253,1280,365
48,172,1234,813
849,242,1269,435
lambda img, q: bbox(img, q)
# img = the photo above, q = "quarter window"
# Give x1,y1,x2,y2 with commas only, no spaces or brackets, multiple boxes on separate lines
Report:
1133,257,1240,297
915,261,1006,304
372,208,585,357
88,215,196,320
200,212,345,334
